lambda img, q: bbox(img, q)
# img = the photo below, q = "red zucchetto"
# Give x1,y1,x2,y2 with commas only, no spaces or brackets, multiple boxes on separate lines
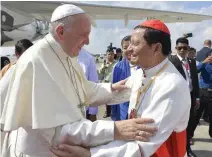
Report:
136,20,170,35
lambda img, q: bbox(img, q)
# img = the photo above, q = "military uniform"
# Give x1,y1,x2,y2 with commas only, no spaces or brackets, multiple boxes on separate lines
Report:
99,61,116,117
99,61,116,83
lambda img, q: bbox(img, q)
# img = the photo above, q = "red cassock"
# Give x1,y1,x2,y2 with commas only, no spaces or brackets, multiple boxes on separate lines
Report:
151,130,187,157
130,109,187,157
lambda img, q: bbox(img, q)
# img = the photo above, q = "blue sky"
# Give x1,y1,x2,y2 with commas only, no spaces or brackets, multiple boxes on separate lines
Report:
182,1,212,9
1,1,212,55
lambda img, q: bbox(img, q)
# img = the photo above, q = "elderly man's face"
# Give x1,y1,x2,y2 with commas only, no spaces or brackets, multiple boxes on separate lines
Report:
63,14,91,57
128,29,155,67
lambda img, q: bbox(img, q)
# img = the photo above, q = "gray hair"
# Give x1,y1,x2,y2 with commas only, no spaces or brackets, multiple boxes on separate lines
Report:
49,13,92,36
49,16,73,36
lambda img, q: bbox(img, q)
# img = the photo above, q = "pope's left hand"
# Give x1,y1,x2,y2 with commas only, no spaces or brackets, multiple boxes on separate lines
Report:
195,99,200,109
50,144,91,157
111,79,128,92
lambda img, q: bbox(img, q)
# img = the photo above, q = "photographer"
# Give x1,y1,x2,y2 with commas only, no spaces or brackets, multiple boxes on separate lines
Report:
99,48,116,118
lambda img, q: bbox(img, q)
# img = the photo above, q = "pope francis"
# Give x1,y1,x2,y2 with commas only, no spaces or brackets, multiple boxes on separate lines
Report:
0,4,157,157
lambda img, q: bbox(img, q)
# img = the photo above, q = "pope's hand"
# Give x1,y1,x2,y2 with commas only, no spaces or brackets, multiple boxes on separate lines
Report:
50,144,91,157
114,118,157,142
111,79,128,92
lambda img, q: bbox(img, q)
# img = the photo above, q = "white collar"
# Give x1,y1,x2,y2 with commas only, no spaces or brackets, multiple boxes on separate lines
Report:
176,53,187,62
143,58,169,76
129,63,136,68
177,53,183,61
45,33,69,60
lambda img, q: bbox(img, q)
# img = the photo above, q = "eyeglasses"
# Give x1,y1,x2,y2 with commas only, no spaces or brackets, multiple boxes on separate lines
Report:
176,46,189,51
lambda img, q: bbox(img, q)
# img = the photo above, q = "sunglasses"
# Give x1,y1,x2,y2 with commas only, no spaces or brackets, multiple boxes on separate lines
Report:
176,46,189,51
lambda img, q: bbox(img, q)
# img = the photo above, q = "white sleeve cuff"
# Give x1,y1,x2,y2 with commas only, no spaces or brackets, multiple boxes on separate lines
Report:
60,119,114,147
92,120,115,143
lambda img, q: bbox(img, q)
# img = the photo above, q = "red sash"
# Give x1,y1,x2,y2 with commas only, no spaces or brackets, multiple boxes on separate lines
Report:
151,130,187,157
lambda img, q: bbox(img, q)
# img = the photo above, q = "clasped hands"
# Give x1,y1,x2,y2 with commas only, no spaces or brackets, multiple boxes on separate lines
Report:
50,80,157,156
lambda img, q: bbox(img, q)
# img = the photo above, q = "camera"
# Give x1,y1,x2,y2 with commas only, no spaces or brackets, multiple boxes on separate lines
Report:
107,43,116,51
183,33,193,38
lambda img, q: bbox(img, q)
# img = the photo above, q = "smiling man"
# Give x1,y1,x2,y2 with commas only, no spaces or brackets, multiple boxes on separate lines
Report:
111,35,137,121
51,20,191,157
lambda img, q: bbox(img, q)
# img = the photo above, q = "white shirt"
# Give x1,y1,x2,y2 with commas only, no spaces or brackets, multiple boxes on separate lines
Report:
130,63,137,76
90,58,191,157
177,54,193,91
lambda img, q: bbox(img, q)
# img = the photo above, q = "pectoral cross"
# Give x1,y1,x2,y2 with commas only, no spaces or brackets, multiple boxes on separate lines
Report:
129,88,142,119
129,108,137,119
77,103,85,109
78,103,87,117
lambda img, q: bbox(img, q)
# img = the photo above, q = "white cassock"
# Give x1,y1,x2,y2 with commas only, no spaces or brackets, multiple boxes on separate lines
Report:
89,58,191,157
0,34,129,157
0,65,16,154
0,65,16,116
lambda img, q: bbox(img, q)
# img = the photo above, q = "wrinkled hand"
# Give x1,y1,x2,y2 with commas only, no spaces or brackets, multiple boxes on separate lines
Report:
50,144,91,157
195,99,200,109
114,118,157,142
111,79,128,92
203,56,212,64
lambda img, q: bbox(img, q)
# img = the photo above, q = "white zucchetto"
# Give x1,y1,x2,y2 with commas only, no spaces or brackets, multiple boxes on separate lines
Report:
51,4,85,22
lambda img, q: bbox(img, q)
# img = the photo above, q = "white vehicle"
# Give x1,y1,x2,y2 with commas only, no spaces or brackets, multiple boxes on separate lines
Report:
1,1,212,46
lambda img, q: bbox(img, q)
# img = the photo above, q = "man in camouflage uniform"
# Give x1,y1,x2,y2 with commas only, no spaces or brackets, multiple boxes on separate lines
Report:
99,48,116,118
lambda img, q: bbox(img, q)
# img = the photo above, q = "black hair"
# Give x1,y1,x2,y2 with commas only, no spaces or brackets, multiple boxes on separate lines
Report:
176,37,189,45
121,35,131,47
189,47,196,52
134,26,171,56
114,54,117,60
106,48,114,53
15,39,33,55
1,56,10,69
116,48,122,53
